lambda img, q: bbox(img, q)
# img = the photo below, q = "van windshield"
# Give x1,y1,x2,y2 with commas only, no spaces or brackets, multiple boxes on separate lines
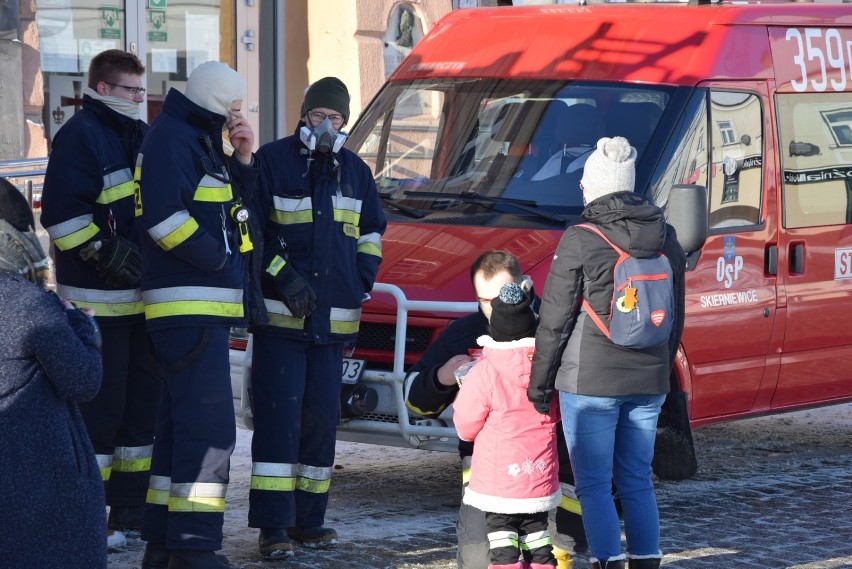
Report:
347,79,675,226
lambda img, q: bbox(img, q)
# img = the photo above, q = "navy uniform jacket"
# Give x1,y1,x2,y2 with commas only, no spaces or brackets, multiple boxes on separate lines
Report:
252,126,386,344
135,88,259,332
41,97,148,327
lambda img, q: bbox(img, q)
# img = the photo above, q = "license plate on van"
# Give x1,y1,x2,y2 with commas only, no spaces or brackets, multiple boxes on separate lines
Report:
342,358,366,384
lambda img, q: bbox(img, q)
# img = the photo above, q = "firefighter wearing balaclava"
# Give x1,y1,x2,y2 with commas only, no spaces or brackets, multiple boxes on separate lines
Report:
40,49,159,552
134,61,265,569
247,77,386,559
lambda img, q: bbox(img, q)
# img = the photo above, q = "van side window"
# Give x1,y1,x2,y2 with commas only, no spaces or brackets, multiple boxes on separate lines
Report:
708,91,764,229
777,93,852,228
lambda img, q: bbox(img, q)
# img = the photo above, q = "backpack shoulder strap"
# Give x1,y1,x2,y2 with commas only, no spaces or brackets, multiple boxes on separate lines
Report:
576,223,625,255
576,223,616,340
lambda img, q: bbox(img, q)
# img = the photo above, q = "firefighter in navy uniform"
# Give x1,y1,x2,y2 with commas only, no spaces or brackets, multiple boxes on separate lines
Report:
135,61,264,569
40,49,160,549
247,77,386,559
405,250,588,569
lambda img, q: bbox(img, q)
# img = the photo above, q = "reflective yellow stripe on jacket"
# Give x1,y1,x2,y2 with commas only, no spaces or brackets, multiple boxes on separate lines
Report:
332,195,361,225
148,210,199,251
96,168,135,204
330,306,361,335
194,174,233,203
56,284,144,317
263,298,305,330
44,213,99,251
357,231,383,258
270,195,313,225
142,286,244,320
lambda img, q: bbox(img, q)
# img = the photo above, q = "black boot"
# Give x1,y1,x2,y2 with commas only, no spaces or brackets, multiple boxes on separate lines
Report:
591,559,626,569
140,543,170,569
167,551,232,569
628,557,662,569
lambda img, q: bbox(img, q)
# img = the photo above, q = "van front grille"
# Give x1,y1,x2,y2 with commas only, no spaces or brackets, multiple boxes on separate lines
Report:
356,322,434,354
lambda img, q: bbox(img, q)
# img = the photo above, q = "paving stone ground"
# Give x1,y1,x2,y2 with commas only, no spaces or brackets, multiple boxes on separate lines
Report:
109,404,852,569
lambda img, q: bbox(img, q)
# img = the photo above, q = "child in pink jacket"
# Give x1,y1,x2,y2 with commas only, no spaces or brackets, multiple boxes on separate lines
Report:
454,282,561,569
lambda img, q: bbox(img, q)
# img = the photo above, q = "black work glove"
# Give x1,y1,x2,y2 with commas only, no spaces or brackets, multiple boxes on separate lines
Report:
79,235,142,288
271,262,317,319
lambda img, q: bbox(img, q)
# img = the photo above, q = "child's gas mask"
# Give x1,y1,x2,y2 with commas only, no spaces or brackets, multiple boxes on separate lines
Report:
300,117,347,154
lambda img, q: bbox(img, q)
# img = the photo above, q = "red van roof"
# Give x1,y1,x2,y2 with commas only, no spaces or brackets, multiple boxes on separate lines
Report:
391,4,852,87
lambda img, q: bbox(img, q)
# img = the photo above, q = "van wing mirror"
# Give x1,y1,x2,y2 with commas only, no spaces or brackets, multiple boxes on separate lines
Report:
666,184,708,254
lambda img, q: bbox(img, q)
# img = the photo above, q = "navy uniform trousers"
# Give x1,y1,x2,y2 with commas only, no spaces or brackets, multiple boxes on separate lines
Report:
248,334,342,529
143,326,236,551
79,320,160,512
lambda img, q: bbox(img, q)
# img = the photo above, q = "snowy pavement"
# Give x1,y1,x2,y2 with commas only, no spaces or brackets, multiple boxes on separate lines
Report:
108,403,852,568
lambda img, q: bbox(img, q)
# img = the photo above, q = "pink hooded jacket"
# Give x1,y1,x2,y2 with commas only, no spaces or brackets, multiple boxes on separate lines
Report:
454,336,561,514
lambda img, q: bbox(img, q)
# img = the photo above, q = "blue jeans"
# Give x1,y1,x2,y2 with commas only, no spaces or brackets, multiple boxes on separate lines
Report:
559,391,665,561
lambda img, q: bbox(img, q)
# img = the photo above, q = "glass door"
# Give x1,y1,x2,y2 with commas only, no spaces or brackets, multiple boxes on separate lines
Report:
38,0,257,147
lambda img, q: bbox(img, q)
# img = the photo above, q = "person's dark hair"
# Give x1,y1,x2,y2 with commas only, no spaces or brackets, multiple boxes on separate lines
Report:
87,49,145,89
469,250,521,284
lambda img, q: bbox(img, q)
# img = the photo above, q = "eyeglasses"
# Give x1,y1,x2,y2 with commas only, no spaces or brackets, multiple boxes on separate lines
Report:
308,110,344,127
105,82,146,96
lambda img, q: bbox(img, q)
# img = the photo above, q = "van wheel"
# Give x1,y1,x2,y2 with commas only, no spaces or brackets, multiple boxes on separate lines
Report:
653,391,698,481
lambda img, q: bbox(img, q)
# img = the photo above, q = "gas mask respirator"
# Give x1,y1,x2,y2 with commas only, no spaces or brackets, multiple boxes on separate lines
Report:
300,118,347,154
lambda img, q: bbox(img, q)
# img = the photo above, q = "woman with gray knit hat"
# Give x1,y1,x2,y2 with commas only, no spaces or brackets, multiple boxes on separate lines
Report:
528,137,686,569
0,178,106,568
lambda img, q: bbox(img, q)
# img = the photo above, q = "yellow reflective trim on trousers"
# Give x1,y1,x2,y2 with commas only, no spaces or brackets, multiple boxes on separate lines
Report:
296,477,330,494
194,185,233,202
270,209,313,225
113,456,152,473
559,494,582,515
146,475,170,506
168,496,226,512
333,208,360,225
147,488,169,506
357,242,382,258
96,180,134,204
250,475,296,492
100,466,112,481
54,223,100,251
330,319,360,335
158,217,199,251
144,300,244,319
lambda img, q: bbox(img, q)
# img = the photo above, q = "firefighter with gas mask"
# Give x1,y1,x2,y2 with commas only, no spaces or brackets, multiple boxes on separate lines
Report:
248,77,386,559
135,61,265,569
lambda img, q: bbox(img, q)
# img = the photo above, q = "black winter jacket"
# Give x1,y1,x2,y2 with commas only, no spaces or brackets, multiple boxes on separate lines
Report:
41,97,148,327
528,192,686,406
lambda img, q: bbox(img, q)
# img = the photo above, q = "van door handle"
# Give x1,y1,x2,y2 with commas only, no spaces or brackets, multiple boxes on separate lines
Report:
765,245,777,276
789,242,805,275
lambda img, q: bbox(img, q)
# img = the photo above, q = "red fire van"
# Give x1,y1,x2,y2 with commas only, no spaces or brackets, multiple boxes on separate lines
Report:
234,2,852,462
